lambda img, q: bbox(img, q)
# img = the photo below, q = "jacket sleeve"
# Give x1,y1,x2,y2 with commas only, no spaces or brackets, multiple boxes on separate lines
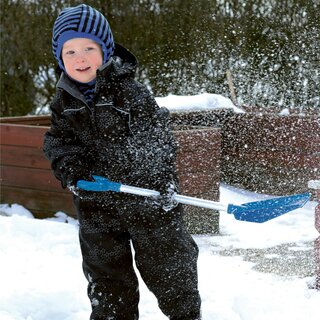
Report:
43,93,92,188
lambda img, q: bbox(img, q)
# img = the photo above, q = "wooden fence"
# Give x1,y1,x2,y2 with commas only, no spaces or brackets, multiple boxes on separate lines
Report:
0,116,74,217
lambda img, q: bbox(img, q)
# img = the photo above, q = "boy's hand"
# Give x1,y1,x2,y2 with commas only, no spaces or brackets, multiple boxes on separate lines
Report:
152,182,178,212
156,192,179,212
61,166,93,189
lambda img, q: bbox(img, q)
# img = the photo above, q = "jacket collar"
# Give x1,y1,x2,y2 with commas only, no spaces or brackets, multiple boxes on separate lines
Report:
56,73,89,106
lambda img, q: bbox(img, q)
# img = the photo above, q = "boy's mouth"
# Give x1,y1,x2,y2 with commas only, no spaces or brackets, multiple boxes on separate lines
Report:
77,67,91,72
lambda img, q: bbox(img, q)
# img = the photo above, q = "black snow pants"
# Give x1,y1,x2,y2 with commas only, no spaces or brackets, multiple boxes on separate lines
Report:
74,195,201,320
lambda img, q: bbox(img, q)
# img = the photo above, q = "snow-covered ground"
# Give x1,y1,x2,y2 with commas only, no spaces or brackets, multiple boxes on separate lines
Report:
0,184,318,320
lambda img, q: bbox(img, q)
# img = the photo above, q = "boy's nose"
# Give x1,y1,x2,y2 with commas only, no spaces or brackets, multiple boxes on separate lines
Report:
75,53,86,62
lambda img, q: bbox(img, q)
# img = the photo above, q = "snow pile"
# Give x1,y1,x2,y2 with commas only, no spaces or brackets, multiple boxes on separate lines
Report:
0,184,319,320
155,93,245,113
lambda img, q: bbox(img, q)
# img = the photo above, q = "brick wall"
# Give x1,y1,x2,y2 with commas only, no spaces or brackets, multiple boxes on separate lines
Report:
174,126,221,234
221,113,320,196
171,110,320,197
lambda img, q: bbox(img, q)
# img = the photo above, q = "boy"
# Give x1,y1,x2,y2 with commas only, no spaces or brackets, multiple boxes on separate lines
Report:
44,4,201,319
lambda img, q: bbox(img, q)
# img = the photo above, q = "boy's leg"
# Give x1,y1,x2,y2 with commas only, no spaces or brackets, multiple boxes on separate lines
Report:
75,198,139,320
130,204,201,319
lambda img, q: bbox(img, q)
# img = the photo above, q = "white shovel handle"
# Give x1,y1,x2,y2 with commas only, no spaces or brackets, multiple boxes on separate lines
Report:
120,185,227,211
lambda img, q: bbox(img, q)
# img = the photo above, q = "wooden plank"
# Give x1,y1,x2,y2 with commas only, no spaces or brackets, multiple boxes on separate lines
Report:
32,208,75,220
1,165,65,191
0,123,48,147
0,145,51,169
0,115,51,126
0,185,75,217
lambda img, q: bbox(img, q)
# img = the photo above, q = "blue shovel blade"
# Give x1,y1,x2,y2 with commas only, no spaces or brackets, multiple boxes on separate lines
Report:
227,193,311,223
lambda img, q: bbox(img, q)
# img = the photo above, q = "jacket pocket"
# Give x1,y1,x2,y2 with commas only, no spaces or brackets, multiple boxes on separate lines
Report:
62,106,92,132
95,104,131,141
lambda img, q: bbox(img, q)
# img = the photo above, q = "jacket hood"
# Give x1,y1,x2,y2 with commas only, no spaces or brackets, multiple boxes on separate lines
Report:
98,43,138,78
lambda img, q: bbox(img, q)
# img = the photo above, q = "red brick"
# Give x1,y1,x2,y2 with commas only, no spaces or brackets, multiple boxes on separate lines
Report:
176,149,220,174
174,128,220,152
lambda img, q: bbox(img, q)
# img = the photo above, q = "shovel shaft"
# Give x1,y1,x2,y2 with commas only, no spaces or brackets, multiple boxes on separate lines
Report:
120,184,159,197
174,194,228,211
120,184,228,211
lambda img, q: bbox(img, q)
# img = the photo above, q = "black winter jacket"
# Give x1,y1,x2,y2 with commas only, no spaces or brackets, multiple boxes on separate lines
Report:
43,44,179,204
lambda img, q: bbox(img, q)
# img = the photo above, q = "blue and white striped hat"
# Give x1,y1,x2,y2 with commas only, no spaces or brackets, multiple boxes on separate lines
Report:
52,4,115,70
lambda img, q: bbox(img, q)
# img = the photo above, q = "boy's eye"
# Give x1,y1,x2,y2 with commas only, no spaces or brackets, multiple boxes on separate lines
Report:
85,47,95,52
64,50,75,55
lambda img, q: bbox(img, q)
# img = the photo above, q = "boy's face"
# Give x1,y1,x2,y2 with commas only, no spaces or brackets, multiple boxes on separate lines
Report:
62,38,103,83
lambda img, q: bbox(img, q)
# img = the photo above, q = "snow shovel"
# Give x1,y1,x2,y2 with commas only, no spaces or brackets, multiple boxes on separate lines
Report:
77,175,310,223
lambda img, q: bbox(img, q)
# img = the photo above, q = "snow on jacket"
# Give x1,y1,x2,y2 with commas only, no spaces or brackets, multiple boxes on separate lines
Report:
43,44,179,203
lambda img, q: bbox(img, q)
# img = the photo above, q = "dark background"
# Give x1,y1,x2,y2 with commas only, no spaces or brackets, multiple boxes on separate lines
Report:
1,0,319,116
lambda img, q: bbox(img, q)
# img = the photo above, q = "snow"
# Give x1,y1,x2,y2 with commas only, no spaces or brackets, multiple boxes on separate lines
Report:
279,107,290,116
155,93,245,113
0,184,318,320
308,180,320,189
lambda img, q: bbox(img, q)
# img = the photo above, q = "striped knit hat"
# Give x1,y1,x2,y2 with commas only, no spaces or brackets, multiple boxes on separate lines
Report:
52,4,114,70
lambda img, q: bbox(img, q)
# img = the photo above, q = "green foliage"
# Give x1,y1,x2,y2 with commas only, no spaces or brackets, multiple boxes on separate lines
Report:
1,0,60,116
0,0,319,116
